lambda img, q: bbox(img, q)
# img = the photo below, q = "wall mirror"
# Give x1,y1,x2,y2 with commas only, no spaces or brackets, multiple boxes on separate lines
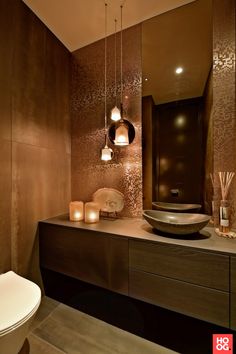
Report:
142,0,212,211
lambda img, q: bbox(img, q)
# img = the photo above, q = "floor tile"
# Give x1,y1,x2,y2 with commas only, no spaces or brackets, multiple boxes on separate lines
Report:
30,296,60,331
28,333,66,354
33,302,177,354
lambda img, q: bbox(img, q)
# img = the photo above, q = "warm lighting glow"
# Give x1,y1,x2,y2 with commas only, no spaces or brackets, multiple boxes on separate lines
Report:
101,145,113,161
69,201,84,221
175,67,183,74
85,202,100,223
111,105,121,121
144,78,148,81
114,121,129,146
175,115,186,128
159,184,168,198
160,158,170,173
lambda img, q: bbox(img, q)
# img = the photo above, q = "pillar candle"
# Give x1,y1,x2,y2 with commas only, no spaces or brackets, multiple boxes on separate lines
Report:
69,201,84,221
85,202,100,223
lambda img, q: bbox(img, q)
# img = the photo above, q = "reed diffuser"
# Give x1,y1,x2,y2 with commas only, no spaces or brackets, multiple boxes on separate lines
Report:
209,173,215,224
218,171,235,233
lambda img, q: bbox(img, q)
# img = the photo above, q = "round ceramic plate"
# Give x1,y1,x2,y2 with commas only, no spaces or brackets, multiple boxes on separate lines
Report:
93,188,124,213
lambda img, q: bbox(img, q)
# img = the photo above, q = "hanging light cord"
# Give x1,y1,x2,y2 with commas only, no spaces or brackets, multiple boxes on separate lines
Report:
120,5,123,107
104,3,108,137
114,19,117,105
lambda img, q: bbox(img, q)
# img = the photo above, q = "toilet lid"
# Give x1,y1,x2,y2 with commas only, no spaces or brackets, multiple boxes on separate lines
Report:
0,271,41,333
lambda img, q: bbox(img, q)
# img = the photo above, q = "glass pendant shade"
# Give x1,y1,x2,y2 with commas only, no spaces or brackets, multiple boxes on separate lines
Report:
114,121,129,145
111,105,121,121
101,144,113,161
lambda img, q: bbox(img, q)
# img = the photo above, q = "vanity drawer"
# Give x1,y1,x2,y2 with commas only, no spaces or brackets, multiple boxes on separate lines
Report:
129,240,229,291
129,270,229,327
39,223,129,295
230,257,236,329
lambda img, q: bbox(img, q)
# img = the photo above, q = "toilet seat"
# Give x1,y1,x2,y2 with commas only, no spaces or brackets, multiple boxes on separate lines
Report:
0,271,41,336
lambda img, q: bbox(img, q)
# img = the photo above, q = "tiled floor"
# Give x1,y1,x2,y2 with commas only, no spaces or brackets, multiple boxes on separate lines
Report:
28,296,178,354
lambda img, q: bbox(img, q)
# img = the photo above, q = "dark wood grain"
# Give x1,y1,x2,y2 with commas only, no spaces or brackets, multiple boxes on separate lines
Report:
129,240,229,291
39,223,129,295
154,98,203,204
129,269,229,327
230,257,236,329
142,96,155,210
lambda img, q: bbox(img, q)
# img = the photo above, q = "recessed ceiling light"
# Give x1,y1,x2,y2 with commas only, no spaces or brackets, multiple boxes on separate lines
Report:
175,67,183,74
144,78,148,81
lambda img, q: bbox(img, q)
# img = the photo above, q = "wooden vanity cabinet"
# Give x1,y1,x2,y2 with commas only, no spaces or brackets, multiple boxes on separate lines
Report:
231,257,236,329
39,223,129,295
39,220,235,329
129,240,230,327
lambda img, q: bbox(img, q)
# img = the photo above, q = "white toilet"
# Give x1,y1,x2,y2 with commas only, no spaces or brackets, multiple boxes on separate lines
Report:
0,271,41,354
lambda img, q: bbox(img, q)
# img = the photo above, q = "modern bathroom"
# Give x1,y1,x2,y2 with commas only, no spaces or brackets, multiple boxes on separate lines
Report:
0,0,235,353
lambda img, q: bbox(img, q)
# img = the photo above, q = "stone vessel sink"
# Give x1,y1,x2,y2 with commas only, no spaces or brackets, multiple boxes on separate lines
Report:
152,202,201,213
143,210,210,235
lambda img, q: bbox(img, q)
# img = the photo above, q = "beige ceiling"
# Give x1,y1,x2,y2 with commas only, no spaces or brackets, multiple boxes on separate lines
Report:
23,0,196,52
142,0,212,104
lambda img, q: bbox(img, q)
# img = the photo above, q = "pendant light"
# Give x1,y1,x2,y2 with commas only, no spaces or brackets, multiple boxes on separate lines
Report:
108,4,135,146
101,3,113,161
114,5,129,146
110,19,121,122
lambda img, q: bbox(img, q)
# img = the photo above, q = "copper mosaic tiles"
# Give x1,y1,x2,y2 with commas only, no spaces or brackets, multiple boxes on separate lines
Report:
213,0,236,227
71,25,142,217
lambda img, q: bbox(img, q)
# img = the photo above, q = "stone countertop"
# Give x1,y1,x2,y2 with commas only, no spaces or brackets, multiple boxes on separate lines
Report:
40,214,236,256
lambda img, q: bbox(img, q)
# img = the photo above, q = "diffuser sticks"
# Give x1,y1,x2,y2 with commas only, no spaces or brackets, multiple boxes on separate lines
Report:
218,171,235,234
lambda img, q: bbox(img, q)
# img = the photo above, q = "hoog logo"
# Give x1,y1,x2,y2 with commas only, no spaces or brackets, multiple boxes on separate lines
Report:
213,334,233,353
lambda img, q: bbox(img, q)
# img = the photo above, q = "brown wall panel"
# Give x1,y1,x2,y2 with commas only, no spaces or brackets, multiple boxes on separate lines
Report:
0,0,71,281
0,0,13,141
0,141,12,273
0,0,13,273
12,143,70,275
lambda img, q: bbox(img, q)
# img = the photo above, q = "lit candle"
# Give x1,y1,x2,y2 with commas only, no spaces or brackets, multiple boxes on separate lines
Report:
85,202,100,223
69,201,84,221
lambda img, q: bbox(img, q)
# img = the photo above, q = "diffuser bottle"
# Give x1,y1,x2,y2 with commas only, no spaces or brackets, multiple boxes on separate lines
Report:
219,200,230,233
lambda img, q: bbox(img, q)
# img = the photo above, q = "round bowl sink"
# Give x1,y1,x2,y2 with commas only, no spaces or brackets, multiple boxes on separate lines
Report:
143,210,210,235
152,202,201,213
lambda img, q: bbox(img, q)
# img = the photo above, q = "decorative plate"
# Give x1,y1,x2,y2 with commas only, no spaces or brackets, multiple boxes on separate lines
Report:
93,188,124,213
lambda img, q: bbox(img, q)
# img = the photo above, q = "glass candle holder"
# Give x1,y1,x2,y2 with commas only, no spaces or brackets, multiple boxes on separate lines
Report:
69,201,84,221
85,202,100,223
219,200,230,233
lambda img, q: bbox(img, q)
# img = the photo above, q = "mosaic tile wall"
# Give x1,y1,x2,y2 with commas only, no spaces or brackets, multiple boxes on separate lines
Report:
71,25,142,217
213,0,236,227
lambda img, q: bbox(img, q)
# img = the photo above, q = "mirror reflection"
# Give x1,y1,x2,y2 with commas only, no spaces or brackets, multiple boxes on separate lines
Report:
142,0,213,212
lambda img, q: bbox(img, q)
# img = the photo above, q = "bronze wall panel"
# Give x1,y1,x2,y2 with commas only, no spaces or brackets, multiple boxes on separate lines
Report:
71,25,142,217
12,142,70,276
0,0,13,141
0,0,71,280
0,140,11,273
12,2,71,153
0,0,13,272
